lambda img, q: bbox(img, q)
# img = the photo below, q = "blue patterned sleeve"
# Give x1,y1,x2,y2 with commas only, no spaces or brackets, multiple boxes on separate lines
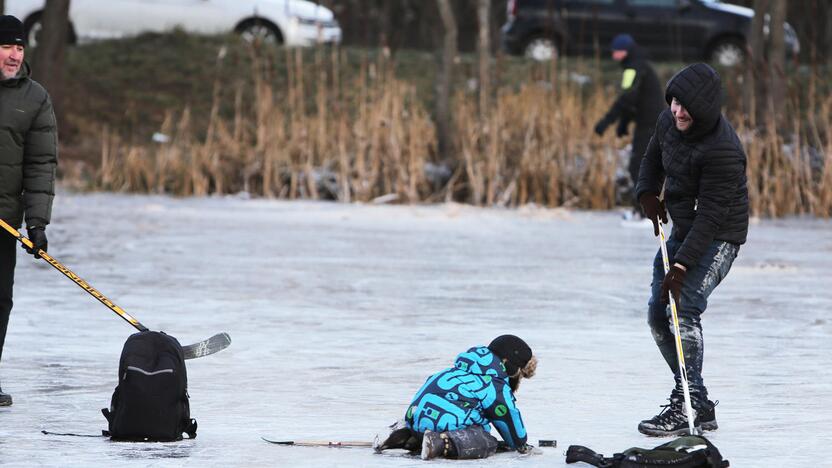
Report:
483,382,528,449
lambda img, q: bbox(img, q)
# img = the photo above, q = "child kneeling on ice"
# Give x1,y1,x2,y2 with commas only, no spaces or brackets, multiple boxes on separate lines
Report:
375,335,537,460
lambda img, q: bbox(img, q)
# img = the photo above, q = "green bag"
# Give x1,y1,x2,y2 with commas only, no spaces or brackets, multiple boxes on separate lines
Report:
566,435,729,468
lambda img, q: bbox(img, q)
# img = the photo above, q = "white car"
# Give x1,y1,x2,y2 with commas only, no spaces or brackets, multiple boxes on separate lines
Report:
6,0,341,47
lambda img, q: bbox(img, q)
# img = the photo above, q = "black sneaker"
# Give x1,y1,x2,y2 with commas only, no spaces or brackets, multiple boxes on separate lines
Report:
420,430,449,460
0,386,11,407
638,400,699,437
698,400,719,432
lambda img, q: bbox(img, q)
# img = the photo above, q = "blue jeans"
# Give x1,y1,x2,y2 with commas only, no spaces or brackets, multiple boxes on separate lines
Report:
648,237,738,407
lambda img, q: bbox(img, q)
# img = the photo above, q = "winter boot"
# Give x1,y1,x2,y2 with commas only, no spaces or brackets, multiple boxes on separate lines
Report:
638,399,699,437
420,430,453,460
0,383,11,407
373,420,419,453
698,399,719,432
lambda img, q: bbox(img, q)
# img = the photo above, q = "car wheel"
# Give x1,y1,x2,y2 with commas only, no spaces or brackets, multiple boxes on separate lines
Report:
709,38,745,67
236,19,283,46
523,36,559,62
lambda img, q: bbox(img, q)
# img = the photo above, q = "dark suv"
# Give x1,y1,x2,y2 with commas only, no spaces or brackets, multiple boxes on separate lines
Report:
501,0,799,66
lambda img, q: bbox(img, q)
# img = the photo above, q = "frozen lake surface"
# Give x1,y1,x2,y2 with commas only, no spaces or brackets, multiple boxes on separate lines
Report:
1,192,830,467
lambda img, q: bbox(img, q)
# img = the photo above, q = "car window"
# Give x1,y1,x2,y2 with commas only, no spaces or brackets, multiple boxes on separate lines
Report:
626,0,677,6
565,0,616,4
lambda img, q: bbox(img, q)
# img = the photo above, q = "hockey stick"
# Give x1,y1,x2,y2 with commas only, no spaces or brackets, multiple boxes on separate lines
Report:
262,436,555,450
1,219,230,360
656,223,698,436
261,437,373,447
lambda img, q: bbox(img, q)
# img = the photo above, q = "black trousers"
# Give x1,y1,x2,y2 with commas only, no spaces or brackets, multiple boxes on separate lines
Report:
0,233,16,364
379,425,500,459
446,426,500,459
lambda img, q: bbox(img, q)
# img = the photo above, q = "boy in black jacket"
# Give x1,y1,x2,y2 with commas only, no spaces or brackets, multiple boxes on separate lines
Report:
635,63,748,436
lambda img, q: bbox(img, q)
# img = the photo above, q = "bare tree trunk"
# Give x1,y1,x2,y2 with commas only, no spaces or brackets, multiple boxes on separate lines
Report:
477,0,491,118
0,2,5,15
380,0,392,50
32,0,71,122
767,0,786,128
435,0,456,160
744,0,768,127
826,1,832,64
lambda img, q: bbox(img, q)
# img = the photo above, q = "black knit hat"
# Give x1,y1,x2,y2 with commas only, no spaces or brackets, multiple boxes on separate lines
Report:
0,15,25,47
488,335,532,376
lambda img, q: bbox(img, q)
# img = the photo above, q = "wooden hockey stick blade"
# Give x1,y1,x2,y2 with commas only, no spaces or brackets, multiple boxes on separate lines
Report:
261,437,373,448
182,332,231,359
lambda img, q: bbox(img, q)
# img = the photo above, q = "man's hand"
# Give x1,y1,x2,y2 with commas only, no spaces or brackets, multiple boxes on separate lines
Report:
660,263,686,306
25,226,47,259
594,118,610,136
638,193,668,236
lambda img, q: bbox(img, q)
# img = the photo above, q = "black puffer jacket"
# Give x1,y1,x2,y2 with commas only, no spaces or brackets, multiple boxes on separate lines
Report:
0,62,58,229
636,63,748,269
598,45,665,143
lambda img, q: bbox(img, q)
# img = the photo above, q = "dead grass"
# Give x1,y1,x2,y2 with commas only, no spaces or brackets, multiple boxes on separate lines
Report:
84,43,830,217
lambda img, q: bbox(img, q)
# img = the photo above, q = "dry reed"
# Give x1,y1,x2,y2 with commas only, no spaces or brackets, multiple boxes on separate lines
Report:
91,46,831,217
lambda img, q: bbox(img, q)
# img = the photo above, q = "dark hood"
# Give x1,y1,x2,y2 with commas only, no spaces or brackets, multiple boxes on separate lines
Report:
453,346,510,381
620,45,648,69
664,63,723,139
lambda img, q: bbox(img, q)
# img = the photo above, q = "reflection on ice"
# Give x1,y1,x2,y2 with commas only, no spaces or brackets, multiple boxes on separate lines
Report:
0,193,830,466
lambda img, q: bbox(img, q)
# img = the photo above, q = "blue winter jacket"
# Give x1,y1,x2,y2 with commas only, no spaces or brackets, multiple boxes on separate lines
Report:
405,346,528,449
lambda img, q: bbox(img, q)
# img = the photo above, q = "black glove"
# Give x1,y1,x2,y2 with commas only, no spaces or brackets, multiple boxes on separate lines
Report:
638,193,668,236
25,226,48,259
594,118,611,136
660,264,686,306
616,119,629,137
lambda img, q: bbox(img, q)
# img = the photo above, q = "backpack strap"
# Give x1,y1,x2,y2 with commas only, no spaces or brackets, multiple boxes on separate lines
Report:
41,430,107,438
566,445,617,468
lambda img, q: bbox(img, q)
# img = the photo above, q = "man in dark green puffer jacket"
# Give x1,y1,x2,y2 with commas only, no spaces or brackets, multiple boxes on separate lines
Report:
0,15,58,407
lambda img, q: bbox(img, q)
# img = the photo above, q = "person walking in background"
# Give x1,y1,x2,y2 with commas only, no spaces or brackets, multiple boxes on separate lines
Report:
374,335,537,460
594,34,665,219
0,15,59,407
635,63,748,436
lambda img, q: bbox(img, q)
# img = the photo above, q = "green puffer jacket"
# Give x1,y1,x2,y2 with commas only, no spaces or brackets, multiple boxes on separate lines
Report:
0,62,58,229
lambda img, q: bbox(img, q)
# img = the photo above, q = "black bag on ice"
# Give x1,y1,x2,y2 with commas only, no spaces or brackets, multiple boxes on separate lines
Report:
566,435,728,468
102,331,197,441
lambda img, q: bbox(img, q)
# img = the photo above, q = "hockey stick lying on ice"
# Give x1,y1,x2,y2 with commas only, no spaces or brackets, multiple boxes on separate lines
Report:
1,219,231,360
262,436,556,451
261,437,373,447
656,222,698,435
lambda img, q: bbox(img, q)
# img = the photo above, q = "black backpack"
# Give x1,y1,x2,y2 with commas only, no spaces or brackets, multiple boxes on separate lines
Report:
566,435,729,468
102,331,197,441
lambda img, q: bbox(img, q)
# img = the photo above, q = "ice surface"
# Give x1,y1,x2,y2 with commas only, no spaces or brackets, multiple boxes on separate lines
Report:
1,193,830,467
